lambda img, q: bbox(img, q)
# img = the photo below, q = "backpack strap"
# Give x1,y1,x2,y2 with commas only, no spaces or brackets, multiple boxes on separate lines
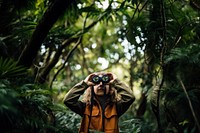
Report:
88,86,94,133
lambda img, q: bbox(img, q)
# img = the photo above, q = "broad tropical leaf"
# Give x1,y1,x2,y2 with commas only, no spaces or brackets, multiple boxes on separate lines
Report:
0,57,27,78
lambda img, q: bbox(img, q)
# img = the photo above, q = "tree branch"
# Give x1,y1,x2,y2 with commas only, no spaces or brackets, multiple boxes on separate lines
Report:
37,37,78,83
179,78,200,132
50,37,82,88
18,0,75,67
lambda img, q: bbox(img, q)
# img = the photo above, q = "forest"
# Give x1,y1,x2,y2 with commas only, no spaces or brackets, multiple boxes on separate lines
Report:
0,0,200,132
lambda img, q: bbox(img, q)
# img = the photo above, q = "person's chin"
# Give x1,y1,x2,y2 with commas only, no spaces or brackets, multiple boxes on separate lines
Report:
96,92,104,96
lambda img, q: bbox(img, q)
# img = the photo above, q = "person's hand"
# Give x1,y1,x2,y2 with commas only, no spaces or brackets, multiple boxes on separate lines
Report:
106,72,117,84
84,73,96,86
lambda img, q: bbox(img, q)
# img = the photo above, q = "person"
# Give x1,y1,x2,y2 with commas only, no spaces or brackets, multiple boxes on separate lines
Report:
63,72,135,133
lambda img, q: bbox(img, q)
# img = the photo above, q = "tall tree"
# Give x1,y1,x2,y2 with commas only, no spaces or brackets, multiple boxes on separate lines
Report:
18,0,76,68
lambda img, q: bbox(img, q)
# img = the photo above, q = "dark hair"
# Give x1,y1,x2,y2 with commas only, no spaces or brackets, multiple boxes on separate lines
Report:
81,85,121,105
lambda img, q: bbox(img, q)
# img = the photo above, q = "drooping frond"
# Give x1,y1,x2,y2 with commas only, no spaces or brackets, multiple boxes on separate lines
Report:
0,57,27,79
165,44,200,65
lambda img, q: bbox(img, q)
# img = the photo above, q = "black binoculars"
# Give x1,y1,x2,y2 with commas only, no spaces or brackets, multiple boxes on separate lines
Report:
91,75,110,84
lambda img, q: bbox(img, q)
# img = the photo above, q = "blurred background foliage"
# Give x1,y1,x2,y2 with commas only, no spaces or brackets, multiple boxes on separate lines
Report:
0,0,200,132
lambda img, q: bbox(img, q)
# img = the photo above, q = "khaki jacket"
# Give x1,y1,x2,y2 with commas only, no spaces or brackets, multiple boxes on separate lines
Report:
64,79,134,133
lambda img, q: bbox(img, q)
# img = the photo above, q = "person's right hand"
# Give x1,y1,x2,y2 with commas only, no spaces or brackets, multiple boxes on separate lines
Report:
84,73,96,86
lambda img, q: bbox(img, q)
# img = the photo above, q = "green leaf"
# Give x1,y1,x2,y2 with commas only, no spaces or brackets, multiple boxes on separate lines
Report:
0,57,27,79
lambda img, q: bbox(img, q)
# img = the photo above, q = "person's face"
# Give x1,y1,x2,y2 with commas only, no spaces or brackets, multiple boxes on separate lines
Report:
93,82,109,96
92,73,110,96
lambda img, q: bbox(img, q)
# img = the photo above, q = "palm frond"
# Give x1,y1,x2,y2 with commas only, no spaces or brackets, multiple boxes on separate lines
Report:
0,57,27,79
165,44,200,65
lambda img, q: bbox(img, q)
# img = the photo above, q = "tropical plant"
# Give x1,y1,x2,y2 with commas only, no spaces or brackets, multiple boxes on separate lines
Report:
0,57,27,79
1,0,200,132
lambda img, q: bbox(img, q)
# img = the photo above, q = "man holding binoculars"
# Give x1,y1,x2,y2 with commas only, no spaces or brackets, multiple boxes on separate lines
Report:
64,72,135,133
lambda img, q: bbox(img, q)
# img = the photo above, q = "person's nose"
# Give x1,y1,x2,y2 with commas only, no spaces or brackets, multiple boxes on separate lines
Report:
99,81,103,85
98,82,103,87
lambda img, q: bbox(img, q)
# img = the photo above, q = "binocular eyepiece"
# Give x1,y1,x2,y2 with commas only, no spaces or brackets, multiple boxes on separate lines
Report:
91,75,110,84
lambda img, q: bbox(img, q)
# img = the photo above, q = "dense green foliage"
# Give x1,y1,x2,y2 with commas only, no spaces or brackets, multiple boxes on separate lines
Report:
0,0,200,132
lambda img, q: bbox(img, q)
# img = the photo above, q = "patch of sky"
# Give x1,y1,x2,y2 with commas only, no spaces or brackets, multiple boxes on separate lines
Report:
75,64,81,70
84,47,89,52
41,45,46,54
97,57,109,69
95,0,119,9
121,38,136,60
92,43,97,49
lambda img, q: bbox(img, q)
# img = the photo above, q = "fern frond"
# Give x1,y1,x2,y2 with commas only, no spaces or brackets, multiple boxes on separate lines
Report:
165,44,200,65
0,57,27,79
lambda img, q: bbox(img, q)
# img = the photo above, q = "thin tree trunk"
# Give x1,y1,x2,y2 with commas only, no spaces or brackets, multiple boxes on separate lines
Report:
37,38,78,83
148,0,166,132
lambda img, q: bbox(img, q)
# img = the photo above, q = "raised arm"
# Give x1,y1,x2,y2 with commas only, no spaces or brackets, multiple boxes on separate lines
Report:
63,80,88,116
112,79,135,116
63,73,95,116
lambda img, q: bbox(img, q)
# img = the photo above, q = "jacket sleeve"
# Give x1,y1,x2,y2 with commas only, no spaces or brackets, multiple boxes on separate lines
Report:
63,80,88,116
112,79,135,117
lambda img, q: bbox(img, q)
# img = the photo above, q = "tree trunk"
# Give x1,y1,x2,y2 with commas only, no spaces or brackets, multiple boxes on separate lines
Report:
147,0,166,132
18,0,75,68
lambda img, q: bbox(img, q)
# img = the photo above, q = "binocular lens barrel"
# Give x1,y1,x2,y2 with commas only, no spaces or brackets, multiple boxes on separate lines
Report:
92,75,110,84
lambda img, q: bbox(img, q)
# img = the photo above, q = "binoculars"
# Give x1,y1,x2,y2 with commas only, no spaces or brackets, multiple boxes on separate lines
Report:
91,75,110,84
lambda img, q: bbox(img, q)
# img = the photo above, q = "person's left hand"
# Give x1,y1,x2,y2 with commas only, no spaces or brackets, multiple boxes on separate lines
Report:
106,72,117,84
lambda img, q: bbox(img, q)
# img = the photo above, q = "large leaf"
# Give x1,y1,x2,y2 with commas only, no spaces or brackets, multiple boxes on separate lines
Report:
0,57,27,79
